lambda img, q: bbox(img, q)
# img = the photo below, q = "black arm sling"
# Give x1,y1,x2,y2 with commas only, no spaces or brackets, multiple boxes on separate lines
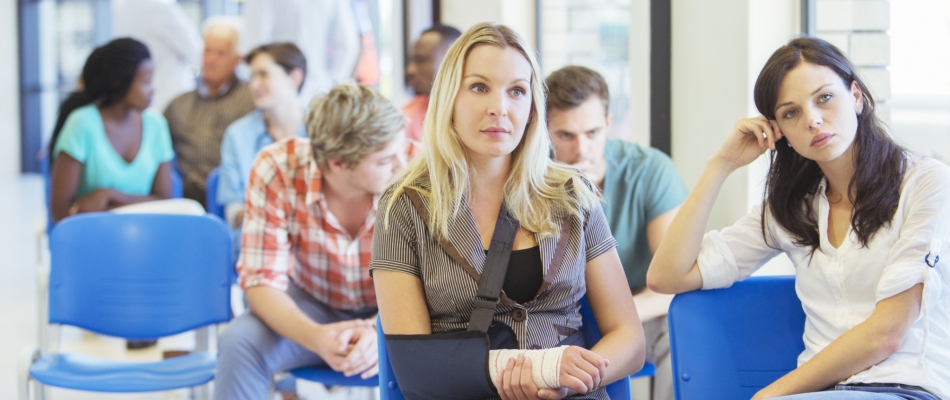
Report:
384,189,587,400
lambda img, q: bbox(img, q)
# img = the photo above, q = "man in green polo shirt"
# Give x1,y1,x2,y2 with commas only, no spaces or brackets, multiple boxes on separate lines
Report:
546,66,687,400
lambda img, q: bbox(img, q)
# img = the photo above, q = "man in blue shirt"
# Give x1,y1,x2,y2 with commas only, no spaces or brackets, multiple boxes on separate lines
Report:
546,66,688,400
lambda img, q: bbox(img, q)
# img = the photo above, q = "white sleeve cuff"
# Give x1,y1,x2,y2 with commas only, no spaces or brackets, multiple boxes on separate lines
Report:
697,230,740,290
878,237,944,306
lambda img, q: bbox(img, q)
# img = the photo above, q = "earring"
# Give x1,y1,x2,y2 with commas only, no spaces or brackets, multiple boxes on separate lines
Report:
787,140,792,147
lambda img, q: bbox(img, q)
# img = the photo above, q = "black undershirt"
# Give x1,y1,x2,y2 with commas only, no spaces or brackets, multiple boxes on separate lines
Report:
486,246,543,304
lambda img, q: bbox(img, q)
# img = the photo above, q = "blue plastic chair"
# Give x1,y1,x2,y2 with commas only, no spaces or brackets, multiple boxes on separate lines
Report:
668,276,805,400
40,155,54,235
19,213,232,399
288,366,378,388
377,296,638,400
205,168,225,219
171,159,184,199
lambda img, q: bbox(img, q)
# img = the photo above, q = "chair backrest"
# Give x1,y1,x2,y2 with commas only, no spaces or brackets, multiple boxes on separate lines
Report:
668,276,805,400
169,158,184,198
41,153,54,234
48,213,232,339
377,315,403,400
377,296,631,400
578,296,632,400
205,168,224,219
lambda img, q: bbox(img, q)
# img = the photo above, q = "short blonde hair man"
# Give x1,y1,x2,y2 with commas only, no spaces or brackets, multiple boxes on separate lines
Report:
307,83,406,169
215,83,408,400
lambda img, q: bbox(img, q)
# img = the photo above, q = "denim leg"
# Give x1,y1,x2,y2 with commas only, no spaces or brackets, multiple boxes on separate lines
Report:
772,392,900,399
834,385,940,400
213,305,326,400
772,386,938,400
213,282,377,400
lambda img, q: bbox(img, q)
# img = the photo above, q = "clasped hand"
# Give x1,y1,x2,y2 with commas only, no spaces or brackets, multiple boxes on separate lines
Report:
310,319,378,379
498,346,609,400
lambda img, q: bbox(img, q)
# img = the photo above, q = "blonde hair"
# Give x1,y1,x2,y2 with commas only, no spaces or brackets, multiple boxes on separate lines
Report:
307,83,406,169
388,23,599,239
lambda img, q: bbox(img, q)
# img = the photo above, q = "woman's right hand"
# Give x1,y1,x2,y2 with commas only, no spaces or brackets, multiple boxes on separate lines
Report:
69,188,115,215
711,116,783,171
557,346,609,395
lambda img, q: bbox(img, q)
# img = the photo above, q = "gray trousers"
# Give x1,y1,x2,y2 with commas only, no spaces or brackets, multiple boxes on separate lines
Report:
214,282,377,400
642,316,673,400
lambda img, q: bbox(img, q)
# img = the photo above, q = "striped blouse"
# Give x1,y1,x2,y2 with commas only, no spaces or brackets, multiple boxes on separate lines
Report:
371,179,618,399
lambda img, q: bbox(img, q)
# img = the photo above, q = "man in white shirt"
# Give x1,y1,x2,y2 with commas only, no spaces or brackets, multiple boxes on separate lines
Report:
113,0,202,111
241,0,360,101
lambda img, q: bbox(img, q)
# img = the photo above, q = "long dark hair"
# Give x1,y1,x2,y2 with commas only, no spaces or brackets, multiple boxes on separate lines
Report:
754,37,905,251
48,38,151,163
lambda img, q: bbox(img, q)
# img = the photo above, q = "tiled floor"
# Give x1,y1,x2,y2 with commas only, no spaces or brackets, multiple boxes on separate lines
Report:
1,174,374,399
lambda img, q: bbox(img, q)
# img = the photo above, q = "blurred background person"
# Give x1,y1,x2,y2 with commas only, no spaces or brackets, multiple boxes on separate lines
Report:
218,43,306,231
49,38,173,226
113,0,202,111
402,24,461,143
164,16,255,206
241,0,360,101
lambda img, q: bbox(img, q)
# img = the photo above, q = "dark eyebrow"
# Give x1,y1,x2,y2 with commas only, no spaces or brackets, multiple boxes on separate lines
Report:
774,83,833,112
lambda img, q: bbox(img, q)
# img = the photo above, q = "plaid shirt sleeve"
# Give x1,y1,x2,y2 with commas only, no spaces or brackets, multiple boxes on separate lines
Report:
237,149,294,293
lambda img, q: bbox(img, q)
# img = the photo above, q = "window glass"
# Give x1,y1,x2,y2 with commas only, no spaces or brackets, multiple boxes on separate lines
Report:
890,0,950,164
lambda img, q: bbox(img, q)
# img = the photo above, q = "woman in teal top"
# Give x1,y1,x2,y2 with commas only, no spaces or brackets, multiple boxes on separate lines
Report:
50,38,175,223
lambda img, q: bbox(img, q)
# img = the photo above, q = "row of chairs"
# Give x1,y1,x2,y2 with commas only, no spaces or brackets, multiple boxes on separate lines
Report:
20,211,803,399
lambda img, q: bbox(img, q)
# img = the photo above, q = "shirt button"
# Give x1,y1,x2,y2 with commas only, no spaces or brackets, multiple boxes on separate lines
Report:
511,308,527,322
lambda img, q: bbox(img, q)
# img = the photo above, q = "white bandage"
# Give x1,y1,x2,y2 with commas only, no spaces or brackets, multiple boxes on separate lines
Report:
488,346,567,389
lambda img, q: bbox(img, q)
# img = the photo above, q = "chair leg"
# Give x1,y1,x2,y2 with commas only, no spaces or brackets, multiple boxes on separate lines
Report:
34,224,50,353
18,347,39,400
195,382,211,400
36,384,48,400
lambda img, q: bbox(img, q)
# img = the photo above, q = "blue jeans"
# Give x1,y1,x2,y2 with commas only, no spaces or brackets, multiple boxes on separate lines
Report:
213,282,377,400
773,384,940,400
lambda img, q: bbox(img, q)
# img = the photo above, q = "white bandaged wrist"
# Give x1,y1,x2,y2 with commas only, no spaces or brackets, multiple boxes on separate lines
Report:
488,346,567,389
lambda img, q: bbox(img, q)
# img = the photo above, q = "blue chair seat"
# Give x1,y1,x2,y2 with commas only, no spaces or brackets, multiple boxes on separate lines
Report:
631,362,656,378
30,351,216,392
289,367,378,387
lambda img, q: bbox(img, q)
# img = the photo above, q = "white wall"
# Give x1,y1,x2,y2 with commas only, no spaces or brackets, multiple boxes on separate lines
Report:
671,0,753,231
628,0,650,146
0,0,21,177
671,0,798,275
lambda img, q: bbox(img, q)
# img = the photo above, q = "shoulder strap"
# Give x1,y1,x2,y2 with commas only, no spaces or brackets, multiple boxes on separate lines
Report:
402,187,518,333
468,205,518,332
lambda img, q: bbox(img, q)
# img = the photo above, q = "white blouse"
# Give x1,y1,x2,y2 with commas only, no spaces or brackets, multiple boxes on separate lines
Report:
697,156,950,398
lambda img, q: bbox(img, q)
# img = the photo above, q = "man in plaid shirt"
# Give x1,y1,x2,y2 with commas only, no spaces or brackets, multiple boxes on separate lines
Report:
215,83,408,399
